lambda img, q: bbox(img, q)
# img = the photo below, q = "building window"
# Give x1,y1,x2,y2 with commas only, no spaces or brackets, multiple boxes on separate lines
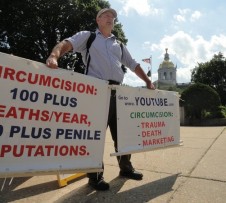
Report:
164,72,167,80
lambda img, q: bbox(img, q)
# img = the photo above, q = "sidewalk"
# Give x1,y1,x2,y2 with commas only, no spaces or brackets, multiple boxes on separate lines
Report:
0,126,226,203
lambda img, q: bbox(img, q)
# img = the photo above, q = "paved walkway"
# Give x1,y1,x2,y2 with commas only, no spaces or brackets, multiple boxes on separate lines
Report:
0,126,226,203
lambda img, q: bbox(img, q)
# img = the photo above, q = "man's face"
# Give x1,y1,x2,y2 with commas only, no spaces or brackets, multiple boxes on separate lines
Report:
96,11,115,30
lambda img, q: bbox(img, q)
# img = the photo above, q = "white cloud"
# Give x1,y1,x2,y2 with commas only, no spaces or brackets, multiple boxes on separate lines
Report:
179,8,190,15
173,9,190,22
174,8,202,23
148,31,226,83
138,32,226,84
123,69,146,87
209,34,226,55
118,0,159,16
151,31,226,65
174,14,186,22
176,68,193,83
190,11,202,22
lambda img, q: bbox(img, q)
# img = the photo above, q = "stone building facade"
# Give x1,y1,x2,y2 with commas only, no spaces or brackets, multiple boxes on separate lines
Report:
157,48,177,88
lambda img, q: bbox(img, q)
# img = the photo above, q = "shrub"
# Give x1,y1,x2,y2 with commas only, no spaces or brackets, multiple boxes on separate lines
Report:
180,83,221,119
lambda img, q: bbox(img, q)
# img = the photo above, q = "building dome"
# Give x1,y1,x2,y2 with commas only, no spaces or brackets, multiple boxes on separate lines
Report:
157,48,177,87
159,60,175,69
159,48,175,69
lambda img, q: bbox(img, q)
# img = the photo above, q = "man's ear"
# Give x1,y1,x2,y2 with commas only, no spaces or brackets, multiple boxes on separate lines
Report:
96,16,99,22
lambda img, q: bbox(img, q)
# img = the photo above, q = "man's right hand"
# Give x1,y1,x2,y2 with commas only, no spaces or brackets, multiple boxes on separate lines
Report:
46,40,73,69
46,55,58,69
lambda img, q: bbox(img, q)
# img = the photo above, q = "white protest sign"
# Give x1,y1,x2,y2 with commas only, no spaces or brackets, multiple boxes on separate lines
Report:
0,52,110,177
111,86,180,156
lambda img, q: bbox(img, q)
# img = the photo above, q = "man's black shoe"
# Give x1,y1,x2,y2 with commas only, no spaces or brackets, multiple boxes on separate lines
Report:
88,178,110,191
119,170,143,180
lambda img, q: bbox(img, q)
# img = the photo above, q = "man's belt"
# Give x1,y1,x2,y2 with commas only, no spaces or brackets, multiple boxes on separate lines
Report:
108,80,121,85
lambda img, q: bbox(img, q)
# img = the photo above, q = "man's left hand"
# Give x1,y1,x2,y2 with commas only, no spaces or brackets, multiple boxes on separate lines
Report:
146,81,155,90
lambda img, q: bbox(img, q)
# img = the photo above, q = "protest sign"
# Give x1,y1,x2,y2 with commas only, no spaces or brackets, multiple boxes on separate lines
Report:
0,52,110,177
112,86,180,156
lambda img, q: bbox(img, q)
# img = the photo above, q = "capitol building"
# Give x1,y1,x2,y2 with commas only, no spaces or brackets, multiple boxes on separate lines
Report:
154,48,177,90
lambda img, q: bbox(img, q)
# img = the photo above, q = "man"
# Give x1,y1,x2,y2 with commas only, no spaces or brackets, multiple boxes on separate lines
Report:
46,8,155,191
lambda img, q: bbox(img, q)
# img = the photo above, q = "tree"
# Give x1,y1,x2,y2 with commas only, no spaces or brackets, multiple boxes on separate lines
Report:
191,52,226,105
0,0,127,69
180,83,221,119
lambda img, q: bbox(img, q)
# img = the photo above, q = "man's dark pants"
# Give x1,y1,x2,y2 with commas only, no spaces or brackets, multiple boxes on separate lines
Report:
87,89,133,181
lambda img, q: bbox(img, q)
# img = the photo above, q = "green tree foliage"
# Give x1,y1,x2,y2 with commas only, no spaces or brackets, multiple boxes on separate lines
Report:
191,52,226,105
0,0,127,69
180,83,221,119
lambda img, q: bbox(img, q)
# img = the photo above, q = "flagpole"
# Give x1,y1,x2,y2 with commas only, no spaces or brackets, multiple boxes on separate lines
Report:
150,55,152,79
142,57,152,78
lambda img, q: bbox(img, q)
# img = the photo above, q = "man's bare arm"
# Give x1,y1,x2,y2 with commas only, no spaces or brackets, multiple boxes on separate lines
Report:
46,40,73,69
134,65,155,90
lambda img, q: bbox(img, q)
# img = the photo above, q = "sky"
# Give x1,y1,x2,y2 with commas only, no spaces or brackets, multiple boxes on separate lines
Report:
107,0,226,87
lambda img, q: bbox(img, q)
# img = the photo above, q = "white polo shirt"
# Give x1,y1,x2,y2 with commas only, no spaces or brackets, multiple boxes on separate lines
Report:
66,29,139,83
